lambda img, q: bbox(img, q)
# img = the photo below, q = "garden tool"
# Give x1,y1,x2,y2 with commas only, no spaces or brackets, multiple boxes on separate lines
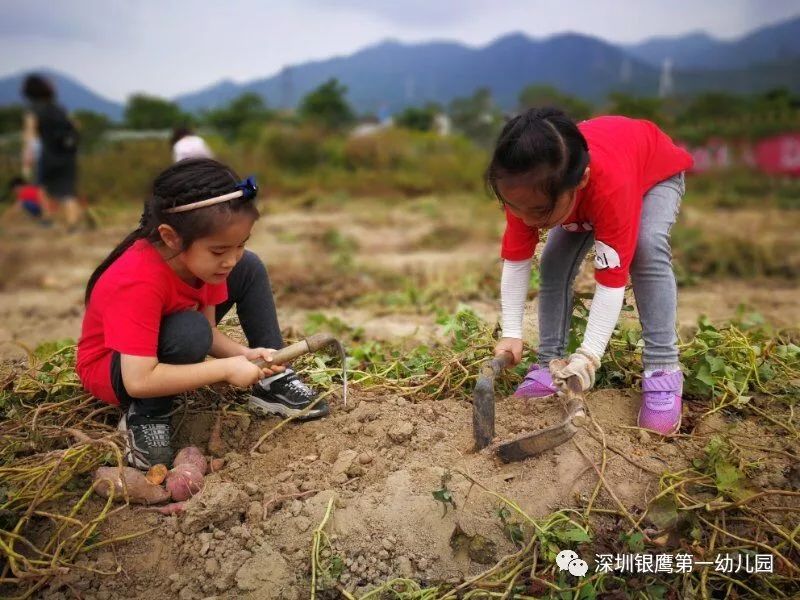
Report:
252,332,348,406
472,354,587,462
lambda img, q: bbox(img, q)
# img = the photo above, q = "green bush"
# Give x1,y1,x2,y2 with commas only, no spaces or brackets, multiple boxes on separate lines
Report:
259,124,330,172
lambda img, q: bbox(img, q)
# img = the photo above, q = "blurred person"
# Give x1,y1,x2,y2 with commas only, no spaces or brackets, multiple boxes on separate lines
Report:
1,176,52,226
171,127,214,162
21,73,83,229
487,108,693,435
77,158,327,470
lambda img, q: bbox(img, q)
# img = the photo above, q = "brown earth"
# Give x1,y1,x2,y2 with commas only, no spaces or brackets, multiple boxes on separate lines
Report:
1,200,798,599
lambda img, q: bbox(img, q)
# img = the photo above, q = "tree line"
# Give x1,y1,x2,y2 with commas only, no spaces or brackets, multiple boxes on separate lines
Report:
1,79,797,149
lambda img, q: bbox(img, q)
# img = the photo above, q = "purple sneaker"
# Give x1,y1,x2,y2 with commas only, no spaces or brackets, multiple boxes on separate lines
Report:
514,364,558,398
638,370,683,435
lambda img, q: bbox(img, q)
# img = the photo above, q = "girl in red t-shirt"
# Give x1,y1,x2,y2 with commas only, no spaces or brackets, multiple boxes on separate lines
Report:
487,108,693,435
77,158,328,469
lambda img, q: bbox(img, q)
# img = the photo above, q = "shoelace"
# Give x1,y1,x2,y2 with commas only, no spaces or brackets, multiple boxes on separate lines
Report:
137,422,171,447
287,378,315,399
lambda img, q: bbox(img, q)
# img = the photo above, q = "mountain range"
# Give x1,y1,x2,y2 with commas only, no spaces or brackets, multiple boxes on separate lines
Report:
1,15,798,120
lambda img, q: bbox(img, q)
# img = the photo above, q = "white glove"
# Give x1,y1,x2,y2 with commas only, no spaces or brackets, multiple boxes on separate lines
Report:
550,348,602,393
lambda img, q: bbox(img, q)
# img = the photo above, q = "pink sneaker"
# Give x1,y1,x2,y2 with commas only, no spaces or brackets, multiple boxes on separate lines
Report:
514,364,558,398
638,370,683,435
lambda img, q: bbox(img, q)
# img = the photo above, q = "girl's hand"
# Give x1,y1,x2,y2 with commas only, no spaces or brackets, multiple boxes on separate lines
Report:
224,356,268,387
242,347,286,377
549,349,601,393
495,338,523,365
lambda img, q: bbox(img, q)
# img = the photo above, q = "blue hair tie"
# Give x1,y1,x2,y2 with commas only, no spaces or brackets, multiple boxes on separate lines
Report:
236,176,258,200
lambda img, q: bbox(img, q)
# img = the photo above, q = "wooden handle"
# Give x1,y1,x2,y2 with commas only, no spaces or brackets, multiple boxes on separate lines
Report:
251,333,337,367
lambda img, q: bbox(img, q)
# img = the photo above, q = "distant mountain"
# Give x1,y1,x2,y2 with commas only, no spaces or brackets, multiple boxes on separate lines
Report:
177,33,660,114
1,14,799,120
626,16,800,69
0,69,123,120
176,21,800,115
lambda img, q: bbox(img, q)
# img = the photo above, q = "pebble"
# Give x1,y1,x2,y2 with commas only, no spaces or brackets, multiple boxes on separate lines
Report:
200,542,210,556
276,471,293,482
315,433,326,441
377,549,389,560
174,532,185,545
363,422,383,437
289,500,303,516
388,421,414,444
246,501,263,524
638,429,651,444
332,473,349,485
358,453,373,465
661,443,678,457
303,454,319,463
417,558,428,570
199,532,213,544
346,463,365,478
178,588,196,600
244,482,260,496
381,538,394,552
205,558,220,576
294,516,312,532
213,529,225,540
299,480,316,492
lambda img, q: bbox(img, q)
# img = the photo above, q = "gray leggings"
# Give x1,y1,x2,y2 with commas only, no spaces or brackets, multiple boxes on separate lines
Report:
537,173,685,371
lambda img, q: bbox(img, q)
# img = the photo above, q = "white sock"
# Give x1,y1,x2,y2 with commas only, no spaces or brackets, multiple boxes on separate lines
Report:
644,366,681,378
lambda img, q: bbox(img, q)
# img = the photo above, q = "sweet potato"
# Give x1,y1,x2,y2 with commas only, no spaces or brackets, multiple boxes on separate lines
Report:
145,464,169,485
145,501,186,515
208,415,225,457
174,446,207,475
94,466,171,505
165,463,204,501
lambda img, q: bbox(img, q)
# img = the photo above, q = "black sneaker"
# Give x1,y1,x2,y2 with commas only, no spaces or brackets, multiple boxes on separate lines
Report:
117,404,174,469
247,369,329,421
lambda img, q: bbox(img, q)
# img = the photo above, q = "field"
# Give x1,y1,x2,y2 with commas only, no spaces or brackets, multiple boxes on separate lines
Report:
1,183,799,599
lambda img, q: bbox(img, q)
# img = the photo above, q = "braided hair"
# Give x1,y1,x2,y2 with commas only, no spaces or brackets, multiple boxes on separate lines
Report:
85,158,259,304
485,107,589,210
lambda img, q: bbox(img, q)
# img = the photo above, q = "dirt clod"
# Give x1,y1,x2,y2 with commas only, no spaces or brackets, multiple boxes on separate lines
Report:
181,482,249,534
387,421,414,443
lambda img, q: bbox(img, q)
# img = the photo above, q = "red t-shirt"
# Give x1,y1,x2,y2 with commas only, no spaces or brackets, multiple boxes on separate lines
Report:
76,239,228,405
500,116,693,288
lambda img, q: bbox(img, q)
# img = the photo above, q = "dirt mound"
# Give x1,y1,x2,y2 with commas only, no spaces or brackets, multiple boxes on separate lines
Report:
31,385,713,599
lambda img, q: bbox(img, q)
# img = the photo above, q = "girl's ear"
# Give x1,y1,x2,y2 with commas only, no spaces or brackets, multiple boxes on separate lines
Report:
577,167,590,190
157,224,183,251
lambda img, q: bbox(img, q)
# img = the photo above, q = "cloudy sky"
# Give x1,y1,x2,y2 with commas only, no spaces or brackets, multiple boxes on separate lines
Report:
1,0,798,102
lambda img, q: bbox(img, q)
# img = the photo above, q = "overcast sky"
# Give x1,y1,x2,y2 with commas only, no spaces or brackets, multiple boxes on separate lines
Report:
1,0,798,102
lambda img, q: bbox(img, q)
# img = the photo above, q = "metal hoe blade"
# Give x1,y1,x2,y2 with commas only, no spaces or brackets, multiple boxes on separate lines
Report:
471,355,588,461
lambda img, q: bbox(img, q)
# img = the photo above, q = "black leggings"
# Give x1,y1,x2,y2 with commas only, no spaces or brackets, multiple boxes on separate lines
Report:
111,251,283,415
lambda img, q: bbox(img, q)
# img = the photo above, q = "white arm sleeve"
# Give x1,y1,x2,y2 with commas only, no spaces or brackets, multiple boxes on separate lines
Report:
580,283,625,359
500,258,532,339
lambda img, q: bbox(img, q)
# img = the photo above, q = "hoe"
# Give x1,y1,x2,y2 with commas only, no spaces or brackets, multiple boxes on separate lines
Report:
472,353,588,461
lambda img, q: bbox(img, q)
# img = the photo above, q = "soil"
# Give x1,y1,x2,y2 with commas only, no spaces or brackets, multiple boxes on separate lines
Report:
1,202,798,599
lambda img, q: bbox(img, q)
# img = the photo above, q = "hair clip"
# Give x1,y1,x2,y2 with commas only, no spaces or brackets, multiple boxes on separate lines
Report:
235,176,258,200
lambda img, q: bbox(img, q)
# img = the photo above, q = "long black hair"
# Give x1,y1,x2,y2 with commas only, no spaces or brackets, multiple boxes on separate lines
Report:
486,107,589,209
85,158,259,304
